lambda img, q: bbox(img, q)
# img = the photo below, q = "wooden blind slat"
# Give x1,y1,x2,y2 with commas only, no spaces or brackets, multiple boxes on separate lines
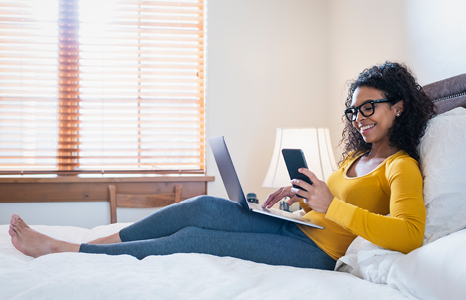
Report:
0,96,203,103
117,1,203,8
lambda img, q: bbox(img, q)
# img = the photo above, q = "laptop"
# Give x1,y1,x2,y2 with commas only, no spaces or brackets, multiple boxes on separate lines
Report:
208,136,324,229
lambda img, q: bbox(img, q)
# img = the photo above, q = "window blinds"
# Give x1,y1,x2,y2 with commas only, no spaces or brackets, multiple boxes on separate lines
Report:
0,0,205,174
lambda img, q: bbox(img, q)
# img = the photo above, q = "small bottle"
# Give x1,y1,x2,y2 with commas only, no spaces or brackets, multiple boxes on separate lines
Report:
246,193,259,204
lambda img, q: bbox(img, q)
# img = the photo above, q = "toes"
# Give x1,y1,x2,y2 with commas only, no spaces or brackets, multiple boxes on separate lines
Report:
13,215,27,229
10,222,25,237
8,225,18,237
10,223,19,232
10,214,20,225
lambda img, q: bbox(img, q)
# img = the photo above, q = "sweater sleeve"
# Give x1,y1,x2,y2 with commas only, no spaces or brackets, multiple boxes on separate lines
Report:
325,158,426,254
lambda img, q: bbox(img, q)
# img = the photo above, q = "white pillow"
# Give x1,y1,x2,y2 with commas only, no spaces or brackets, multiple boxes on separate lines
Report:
387,228,466,300
419,107,466,243
335,235,403,284
335,107,466,283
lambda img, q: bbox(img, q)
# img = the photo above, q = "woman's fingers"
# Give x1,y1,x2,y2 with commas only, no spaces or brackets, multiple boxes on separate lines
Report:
262,187,285,208
294,168,335,213
291,180,312,195
262,186,293,209
263,169,333,213
286,194,303,206
298,168,319,185
287,169,318,197
263,196,280,209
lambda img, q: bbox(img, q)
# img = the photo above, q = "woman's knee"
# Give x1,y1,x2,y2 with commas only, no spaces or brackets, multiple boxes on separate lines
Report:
187,195,233,213
191,195,216,203
188,195,230,207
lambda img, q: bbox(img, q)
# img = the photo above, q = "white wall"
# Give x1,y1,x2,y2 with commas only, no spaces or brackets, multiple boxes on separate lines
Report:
403,0,466,85
326,0,409,159
326,0,466,157
206,0,329,202
2,0,466,228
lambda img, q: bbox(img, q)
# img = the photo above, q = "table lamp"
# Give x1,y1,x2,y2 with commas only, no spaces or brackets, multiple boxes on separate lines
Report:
262,127,336,189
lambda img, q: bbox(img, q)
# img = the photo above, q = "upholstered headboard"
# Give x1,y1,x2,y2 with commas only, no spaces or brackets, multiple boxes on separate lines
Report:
422,73,466,114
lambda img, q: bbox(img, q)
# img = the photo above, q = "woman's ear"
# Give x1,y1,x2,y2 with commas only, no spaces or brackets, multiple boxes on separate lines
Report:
395,100,404,116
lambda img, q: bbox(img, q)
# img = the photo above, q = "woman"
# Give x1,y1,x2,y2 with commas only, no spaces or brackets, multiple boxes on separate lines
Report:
9,62,435,270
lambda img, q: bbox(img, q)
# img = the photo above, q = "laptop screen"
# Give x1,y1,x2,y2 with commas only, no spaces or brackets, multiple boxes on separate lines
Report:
208,136,249,210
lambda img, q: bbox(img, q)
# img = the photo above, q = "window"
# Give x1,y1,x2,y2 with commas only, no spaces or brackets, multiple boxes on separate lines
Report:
0,0,205,175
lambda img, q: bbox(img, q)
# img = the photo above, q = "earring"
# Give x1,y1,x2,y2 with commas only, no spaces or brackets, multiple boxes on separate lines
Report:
396,113,400,117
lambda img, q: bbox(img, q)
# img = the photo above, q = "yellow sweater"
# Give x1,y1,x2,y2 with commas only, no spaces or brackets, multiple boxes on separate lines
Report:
297,150,426,261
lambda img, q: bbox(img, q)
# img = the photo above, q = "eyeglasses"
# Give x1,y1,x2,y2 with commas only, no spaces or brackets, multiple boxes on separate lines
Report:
344,99,396,122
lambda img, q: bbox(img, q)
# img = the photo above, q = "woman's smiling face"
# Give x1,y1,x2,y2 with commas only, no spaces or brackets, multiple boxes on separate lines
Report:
350,86,402,146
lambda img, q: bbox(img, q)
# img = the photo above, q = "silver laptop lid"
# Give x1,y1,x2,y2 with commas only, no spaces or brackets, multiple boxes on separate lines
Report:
208,136,249,210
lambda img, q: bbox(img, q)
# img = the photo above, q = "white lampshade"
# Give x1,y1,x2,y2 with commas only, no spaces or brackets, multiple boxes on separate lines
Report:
262,128,337,188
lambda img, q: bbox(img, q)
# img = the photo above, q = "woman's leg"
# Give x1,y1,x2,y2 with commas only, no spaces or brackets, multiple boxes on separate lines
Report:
9,195,335,269
118,195,287,242
87,233,121,245
8,195,286,257
9,196,283,257
81,195,337,269
80,223,336,270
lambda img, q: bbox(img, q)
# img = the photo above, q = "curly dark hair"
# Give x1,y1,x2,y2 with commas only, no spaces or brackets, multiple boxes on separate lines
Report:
340,62,436,163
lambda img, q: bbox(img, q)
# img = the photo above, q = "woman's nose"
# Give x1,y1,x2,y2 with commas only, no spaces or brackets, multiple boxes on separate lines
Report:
355,109,365,122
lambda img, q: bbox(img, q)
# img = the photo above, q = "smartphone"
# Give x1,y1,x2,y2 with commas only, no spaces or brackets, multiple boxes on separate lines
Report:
282,149,312,193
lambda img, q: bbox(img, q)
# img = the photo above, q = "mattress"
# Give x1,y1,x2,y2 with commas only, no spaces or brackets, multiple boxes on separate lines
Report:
0,223,408,300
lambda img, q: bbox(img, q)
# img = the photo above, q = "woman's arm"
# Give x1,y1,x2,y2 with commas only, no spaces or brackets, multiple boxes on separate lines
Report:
325,159,426,254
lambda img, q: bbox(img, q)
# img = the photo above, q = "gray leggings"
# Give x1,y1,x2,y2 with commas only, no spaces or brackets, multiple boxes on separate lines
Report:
79,196,336,270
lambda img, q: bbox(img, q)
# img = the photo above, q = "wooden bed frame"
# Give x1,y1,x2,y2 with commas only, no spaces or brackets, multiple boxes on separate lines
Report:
423,73,466,112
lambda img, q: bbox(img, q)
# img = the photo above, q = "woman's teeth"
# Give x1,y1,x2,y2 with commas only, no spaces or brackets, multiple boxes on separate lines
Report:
360,124,375,132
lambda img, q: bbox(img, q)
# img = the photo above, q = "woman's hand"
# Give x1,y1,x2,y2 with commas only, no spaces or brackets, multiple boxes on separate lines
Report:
262,186,303,209
262,168,334,214
290,168,334,214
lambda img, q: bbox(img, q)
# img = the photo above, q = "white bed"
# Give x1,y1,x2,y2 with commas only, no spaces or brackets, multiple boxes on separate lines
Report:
0,223,409,300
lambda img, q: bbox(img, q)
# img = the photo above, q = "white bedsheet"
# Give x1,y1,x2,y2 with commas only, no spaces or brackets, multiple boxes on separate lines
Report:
0,224,408,300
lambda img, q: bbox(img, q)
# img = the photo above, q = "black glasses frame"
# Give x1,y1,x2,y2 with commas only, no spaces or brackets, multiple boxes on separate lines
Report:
344,99,394,122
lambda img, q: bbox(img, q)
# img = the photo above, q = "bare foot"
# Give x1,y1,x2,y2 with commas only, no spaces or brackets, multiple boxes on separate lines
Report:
87,232,122,245
9,214,80,258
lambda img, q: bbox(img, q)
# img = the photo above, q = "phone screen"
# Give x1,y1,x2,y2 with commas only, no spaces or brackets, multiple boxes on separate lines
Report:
282,149,313,192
